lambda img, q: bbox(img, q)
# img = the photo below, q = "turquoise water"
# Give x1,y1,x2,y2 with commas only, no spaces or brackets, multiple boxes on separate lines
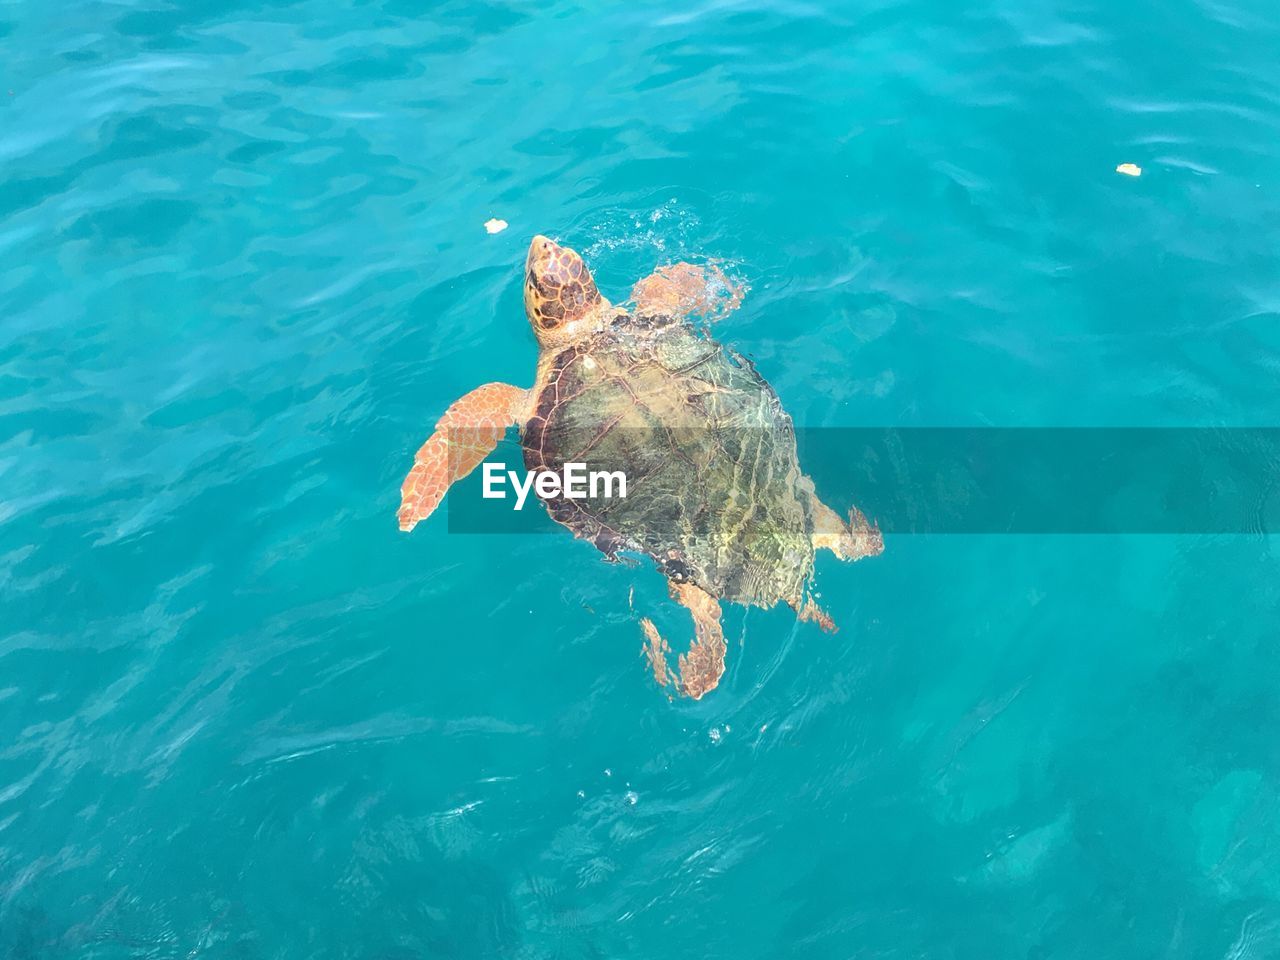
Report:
5,0,1280,956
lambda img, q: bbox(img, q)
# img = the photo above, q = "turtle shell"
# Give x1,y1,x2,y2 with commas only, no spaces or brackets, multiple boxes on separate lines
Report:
523,313,815,608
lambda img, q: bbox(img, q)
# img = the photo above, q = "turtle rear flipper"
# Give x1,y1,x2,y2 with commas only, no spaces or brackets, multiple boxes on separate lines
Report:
639,581,726,700
811,495,884,563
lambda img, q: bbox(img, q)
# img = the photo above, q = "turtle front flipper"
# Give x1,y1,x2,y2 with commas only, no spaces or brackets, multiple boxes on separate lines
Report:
398,382,528,532
638,581,727,700
630,262,743,321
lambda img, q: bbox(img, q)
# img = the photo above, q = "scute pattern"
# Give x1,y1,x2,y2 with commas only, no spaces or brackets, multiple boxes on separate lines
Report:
524,240,601,332
523,317,815,608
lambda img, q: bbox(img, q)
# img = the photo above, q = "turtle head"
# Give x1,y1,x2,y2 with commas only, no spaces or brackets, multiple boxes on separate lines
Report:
524,235,605,345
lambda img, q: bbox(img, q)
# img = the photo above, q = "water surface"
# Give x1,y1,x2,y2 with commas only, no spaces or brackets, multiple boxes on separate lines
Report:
4,0,1280,957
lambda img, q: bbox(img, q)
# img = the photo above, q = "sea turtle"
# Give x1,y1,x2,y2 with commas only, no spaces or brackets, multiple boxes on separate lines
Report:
398,235,882,699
